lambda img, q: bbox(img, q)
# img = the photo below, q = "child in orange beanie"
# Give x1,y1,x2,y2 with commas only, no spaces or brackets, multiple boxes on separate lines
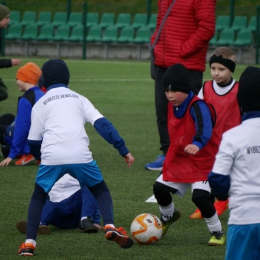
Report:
0,62,44,166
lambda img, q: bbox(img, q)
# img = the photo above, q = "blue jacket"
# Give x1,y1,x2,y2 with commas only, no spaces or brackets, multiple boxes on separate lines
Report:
7,86,44,159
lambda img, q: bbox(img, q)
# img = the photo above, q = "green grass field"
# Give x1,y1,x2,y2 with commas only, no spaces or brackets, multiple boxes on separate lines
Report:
0,59,257,259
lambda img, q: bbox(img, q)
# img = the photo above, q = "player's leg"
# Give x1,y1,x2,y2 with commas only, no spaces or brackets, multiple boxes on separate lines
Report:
190,193,228,219
191,181,225,246
77,187,100,233
225,224,260,260
70,161,133,248
18,165,64,256
145,66,169,171
153,173,184,236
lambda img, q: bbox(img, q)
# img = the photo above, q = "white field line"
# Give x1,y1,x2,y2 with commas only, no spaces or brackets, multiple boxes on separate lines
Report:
3,78,213,82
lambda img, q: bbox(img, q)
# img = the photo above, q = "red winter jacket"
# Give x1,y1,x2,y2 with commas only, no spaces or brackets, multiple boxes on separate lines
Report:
151,0,216,72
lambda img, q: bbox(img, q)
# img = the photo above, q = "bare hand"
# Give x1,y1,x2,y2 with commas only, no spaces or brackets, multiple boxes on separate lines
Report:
93,223,103,230
11,59,21,66
123,153,134,167
0,157,12,166
184,144,199,155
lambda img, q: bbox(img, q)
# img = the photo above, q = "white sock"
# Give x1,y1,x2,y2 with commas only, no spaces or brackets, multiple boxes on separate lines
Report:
81,217,87,221
204,212,222,233
159,202,174,221
25,239,36,247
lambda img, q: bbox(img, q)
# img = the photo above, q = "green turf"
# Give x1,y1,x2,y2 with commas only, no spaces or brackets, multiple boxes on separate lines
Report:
0,59,256,259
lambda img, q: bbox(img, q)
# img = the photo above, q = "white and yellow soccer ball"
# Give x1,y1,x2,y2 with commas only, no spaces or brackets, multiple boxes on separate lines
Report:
130,213,163,245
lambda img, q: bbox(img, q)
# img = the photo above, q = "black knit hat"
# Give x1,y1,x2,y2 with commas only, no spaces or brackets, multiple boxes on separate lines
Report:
0,4,10,21
42,59,70,88
237,66,260,112
163,64,191,93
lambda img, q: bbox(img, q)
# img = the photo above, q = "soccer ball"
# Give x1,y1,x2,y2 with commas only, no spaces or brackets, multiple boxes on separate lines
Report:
130,213,163,245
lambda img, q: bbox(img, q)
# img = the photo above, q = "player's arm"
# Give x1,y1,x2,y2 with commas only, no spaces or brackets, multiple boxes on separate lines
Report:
82,97,134,167
208,133,234,200
180,0,215,57
185,100,212,155
94,117,134,167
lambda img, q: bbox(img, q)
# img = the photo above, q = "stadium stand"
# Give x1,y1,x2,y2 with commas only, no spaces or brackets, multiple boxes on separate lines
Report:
20,24,38,40
52,24,70,41
230,15,247,31
100,25,118,42
147,14,157,30
86,24,102,42
116,25,135,43
67,12,83,27
216,28,235,45
36,11,52,26
86,12,99,28
247,16,257,32
5,23,22,40
131,13,147,29
52,12,67,27
216,15,230,31
9,11,20,26
115,13,131,29
68,25,84,41
99,13,115,29
20,11,36,27
37,23,55,41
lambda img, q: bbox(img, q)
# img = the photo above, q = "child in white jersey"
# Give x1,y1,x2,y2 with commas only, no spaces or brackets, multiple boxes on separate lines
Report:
208,66,260,260
190,47,241,219
18,59,135,257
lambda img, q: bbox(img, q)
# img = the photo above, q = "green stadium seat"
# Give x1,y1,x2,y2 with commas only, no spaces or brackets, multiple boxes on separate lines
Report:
100,25,118,42
86,25,102,41
68,25,84,41
232,28,252,46
52,12,67,27
216,15,230,31
52,24,70,41
247,16,257,32
233,28,253,62
147,14,157,30
36,11,52,26
230,16,247,31
37,23,54,41
115,13,131,29
9,11,20,26
131,14,147,29
20,24,38,40
209,31,218,46
5,23,22,40
20,11,36,27
67,12,83,27
99,13,114,29
116,25,134,43
132,26,151,43
216,28,235,45
86,12,99,28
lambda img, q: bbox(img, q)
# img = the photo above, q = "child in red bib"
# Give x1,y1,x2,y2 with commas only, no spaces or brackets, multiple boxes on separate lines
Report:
190,47,241,219
153,63,225,246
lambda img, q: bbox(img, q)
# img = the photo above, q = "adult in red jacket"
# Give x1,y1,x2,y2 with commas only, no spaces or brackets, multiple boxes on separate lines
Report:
145,0,216,171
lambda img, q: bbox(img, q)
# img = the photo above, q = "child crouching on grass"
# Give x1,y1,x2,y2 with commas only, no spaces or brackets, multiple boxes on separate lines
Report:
0,62,44,166
152,63,225,246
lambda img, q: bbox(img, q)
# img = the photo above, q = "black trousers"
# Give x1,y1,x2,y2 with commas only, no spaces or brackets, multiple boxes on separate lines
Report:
0,113,15,157
154,66,203,155
0,78,8,101
153,181,215,218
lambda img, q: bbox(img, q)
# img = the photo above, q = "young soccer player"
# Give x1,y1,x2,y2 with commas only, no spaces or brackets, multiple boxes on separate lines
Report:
16,174,101,235
153,64,225,246
208,66,260,260
0,62,44,166
190,47,241,219
18,59,135,256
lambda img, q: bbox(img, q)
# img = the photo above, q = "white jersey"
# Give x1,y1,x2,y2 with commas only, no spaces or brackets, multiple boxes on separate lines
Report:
212,117,260,225
48,174,80,203
198,79,236,99
28,86,103,165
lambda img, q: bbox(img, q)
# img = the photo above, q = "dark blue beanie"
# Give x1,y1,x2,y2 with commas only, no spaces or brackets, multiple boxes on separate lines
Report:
237,66,260,112
42,59,70,88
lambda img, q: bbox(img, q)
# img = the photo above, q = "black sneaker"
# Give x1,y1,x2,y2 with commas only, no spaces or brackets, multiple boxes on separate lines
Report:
77,217,99,233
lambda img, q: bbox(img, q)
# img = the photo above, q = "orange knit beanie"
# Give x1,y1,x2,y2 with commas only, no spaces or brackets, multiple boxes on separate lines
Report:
16,62,42,85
